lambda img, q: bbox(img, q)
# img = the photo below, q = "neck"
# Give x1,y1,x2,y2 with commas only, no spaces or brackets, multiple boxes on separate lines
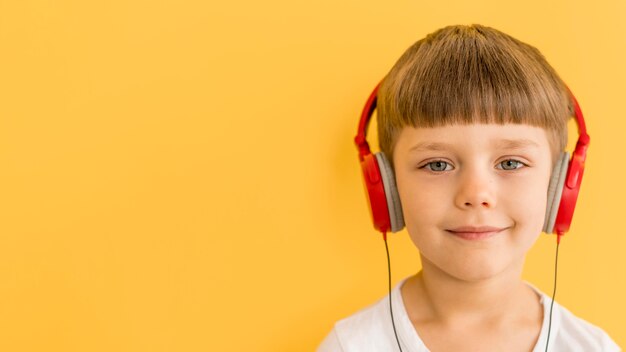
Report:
403,256,540,326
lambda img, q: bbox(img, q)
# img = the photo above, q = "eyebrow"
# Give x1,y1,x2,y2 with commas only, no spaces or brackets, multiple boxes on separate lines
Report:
409,142,454,152
493,138,541,149
408,139,541,152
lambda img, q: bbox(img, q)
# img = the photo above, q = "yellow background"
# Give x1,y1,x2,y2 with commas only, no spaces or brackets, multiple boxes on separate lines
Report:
1,0,624,350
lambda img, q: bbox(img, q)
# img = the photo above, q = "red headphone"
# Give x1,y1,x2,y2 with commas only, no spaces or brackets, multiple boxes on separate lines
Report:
354,82,590,242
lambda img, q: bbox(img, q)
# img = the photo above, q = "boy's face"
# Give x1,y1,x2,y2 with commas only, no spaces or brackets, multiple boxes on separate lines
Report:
393,123,553,282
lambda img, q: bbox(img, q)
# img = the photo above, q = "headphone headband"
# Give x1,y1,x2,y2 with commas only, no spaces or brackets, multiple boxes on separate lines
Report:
354,83,381,162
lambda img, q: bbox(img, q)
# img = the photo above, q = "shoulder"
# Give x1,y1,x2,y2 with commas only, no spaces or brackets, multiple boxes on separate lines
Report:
530,286,621,352
549,300,621,351
316,294,402,352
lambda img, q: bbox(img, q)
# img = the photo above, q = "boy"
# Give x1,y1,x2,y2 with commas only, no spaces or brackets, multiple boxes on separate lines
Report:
318,25,620,351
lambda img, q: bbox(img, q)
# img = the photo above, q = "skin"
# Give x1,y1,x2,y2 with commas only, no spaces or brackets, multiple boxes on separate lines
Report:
393,123,554,352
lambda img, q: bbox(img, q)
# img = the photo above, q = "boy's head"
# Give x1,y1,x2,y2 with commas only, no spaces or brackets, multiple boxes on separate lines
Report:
377,24,573,170
369,24,578,281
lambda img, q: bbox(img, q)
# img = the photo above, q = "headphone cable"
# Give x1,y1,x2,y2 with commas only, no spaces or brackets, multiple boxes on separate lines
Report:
384,233,403,352
545,234,561,351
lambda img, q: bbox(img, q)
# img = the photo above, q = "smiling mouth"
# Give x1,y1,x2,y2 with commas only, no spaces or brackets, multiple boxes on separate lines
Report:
445,227,508,241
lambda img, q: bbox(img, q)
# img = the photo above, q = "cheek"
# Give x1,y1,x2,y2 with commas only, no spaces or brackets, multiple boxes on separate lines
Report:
397,176,450,229
504,176,550,231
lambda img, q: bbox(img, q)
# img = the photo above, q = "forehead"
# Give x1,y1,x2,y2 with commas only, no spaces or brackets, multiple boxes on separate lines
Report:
394,123,551,154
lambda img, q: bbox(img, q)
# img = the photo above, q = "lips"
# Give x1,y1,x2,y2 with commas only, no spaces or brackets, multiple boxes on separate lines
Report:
446,226,508,240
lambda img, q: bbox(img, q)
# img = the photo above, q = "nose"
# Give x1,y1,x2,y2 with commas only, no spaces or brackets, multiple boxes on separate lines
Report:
454,166,497,209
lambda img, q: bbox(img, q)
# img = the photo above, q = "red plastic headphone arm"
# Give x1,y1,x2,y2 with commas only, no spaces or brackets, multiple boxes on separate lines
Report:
355,83,381,161
354,135,371,162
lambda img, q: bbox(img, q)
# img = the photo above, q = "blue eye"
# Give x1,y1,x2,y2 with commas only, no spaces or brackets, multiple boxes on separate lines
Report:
423,160,452,172
498,159,525,170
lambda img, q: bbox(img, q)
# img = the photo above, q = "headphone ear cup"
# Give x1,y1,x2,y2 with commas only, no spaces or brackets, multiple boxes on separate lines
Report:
543,152,570,234
374,152,405,233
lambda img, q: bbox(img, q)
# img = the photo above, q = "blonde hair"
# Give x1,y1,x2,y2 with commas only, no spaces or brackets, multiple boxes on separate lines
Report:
378,24,573,169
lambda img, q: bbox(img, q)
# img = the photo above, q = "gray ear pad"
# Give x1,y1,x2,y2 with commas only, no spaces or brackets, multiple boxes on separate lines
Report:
375,152,405,233
543,152,570,234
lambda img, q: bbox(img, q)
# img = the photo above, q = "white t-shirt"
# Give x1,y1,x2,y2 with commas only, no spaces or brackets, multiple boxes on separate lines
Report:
318,278,620,352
